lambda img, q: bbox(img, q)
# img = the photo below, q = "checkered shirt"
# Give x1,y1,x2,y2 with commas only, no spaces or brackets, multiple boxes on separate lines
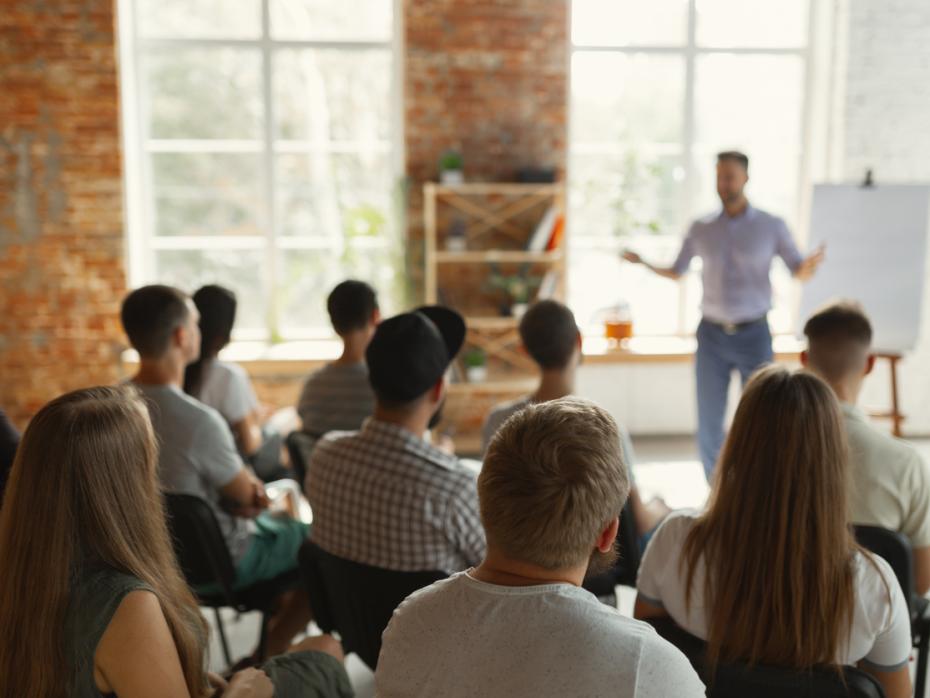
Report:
306,418,486,573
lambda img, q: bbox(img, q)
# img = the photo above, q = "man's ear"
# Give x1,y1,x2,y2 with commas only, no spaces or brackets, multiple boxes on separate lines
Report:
371,308,382,325
865,353,877,376
575,330,583,351
800,349,809,367
431,375,446,402
172,323,187,349
596,517,620,553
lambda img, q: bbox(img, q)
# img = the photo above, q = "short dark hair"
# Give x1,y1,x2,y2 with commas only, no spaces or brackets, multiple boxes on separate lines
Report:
121,285,190,358
327,280,378,335
717,151,749,171
803,301,873,382
519,300,580,370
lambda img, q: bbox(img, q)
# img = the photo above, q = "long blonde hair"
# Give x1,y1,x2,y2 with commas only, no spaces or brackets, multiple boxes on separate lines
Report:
0,385,208,697
682,365,864,670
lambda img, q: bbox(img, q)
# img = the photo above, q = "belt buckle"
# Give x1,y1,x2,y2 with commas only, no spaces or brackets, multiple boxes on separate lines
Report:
722,322,738,335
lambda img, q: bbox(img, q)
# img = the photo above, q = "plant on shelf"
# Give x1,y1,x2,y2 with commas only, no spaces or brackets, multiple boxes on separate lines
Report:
462,347,488,383
485,263,541,319
439,149,464,185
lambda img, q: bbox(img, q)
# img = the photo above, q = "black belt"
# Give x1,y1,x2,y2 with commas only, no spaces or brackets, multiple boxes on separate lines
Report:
703,316,767,335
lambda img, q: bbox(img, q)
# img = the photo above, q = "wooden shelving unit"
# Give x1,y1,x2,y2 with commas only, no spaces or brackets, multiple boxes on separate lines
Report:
423,182,567,453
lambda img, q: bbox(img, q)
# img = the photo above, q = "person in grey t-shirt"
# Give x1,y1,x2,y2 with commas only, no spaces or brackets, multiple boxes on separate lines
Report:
296,281,379,476
121,285,311,658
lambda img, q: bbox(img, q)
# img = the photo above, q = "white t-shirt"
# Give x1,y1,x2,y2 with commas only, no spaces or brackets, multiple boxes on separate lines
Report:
636,510,911,671
375,571,705,698
196,360,259,425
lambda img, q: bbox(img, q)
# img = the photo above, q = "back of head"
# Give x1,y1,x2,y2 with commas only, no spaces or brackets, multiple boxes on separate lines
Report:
803,301,873,384
328,280,378,335
121,284,190,359
683,365,855,669
0,386,206,696
184,285,237,395
518,300,580,370
480,396,629,570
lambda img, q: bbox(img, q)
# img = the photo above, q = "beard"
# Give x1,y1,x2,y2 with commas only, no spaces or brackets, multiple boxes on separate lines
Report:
427,397,446,430
585,540,620,578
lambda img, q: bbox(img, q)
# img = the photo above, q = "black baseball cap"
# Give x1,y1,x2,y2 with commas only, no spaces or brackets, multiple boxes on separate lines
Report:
366,305,466,403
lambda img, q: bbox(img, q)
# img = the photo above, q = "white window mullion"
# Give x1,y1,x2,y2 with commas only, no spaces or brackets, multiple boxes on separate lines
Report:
260,0,278,342
678,0,698,335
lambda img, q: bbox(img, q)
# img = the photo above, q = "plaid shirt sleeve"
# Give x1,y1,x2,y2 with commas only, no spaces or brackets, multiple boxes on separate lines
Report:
445,478,487,567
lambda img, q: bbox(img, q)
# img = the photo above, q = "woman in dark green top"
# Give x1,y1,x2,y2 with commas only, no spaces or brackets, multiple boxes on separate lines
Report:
0,385,352,698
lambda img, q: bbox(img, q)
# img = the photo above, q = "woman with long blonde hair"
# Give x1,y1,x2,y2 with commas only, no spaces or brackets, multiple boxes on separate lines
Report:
0,386,349,698
634,366,912,698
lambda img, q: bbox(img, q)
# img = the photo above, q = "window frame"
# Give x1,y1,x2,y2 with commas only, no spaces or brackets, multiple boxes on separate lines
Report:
567,0,820,336
118,0,405,341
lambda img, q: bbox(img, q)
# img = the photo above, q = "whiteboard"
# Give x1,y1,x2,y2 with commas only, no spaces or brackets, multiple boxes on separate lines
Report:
798,184,930,353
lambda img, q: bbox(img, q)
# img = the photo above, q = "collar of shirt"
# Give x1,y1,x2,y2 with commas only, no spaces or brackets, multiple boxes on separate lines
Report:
717,202,757,223
840,402,868,423
359,417,460,472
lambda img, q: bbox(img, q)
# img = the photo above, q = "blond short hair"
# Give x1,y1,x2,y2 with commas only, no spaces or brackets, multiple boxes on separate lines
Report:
479,396,630,570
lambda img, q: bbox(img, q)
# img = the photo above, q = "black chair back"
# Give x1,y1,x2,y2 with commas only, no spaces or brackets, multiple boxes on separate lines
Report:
299,540,446,670
285,430,319,492
647,618,885,698
854,525,915,605
163,493,237,603
582,498,640,595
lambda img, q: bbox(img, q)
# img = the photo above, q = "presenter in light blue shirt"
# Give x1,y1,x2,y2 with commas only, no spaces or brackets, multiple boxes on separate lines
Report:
623,151,824,480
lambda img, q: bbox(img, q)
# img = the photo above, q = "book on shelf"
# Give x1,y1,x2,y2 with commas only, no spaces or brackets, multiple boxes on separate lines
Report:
526,206,558,251
536,270,560,301
545,214,565,252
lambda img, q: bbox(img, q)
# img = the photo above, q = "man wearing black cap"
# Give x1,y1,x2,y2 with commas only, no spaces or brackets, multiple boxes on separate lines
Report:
305,306,486,573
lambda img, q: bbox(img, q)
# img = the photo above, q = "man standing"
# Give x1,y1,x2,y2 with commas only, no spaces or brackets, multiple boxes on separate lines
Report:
623,151,823,478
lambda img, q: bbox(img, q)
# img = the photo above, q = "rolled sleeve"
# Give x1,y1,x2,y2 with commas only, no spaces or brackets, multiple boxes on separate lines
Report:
903,453,930,548
195,409,245,488
862,557,912,671
670,225,697,276
775,218,803,273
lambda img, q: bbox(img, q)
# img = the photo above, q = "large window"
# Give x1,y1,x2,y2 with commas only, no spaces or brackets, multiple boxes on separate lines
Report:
120,0,401,340
569,0,812,335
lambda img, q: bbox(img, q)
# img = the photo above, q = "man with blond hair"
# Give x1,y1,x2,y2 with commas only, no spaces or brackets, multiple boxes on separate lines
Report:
375,397,704,697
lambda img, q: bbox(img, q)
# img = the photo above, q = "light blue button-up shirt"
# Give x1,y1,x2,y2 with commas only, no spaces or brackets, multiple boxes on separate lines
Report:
672,204,803,325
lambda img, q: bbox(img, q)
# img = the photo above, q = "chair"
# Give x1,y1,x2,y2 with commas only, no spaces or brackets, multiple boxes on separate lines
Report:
855,524,930,698
647,617,885,698
582,498,641,597
163,493,300,668
285,430,320,493
299,539,446,670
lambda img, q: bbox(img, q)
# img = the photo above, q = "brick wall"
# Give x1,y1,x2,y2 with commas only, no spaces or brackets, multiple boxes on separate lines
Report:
0,0,126,428
404,0,568,295
843,0,930,434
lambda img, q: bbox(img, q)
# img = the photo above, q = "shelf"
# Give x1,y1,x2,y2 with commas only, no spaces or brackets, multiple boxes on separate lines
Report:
427,182,561,196
464,316,519,329
434,250,563,263
447,378,537,393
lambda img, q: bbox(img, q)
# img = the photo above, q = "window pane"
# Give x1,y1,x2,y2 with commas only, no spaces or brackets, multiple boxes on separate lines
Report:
570,151,687,240
572,0,688,47
276,152,393,238
274,48,391,144
695,0,808,48
155,250,266,332
144,49,263,140
151,153,264,237
571,52,684,146
277,245,398,337
136,0,261,39
270,0,392,41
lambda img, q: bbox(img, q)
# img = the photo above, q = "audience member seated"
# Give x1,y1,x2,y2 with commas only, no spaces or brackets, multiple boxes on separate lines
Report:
0,385,351,697
297,280,379,450
184,284,288,482
481,299,670,544
634,365,912,698
306,305,485,573
802,300,930,595
376,397,704,697
121,285,311,658
0,408,19,505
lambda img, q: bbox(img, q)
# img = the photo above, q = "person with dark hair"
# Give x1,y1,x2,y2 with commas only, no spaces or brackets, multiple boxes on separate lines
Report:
184,285,286,481
0,408,20,506
0,384,352,697
306,306,485,574
296,280,379,455
120,285,312,659
635,366,911,698
802,301,930,595
623,151,825,480
481,300,669,545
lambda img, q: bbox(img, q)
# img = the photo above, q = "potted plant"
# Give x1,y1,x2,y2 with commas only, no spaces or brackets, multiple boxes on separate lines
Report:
486,265,540,318
439,150,464,185
462,347,487,383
